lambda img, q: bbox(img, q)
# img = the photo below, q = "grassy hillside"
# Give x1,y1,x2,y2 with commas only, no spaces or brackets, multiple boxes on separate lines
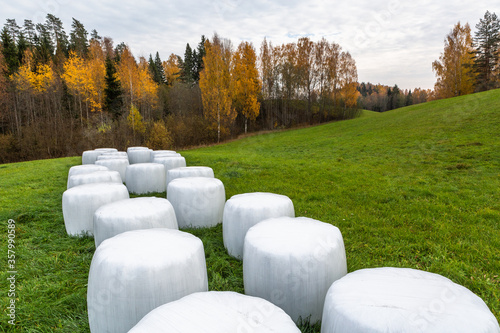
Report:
1,89,499,331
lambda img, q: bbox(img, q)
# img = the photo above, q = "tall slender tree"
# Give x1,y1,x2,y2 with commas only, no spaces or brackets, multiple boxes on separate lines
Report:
473,11,500,91
199,34,235,142
432,22,475,98
69,18,89,58
194,35,206,81
23,20,36,49
104,55,122,119
231,41,261,133
1,26,19,75
182,44,192,83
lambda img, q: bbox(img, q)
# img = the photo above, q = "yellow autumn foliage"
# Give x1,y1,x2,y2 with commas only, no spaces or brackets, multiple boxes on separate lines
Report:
163,53,181,85
12,50,54,93
199,36,236,142
232,41,261,132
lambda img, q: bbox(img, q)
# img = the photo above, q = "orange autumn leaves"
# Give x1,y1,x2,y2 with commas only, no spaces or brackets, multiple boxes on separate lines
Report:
200,37,262,142
12,50,54,94
432,22,476,99
12,39,158,116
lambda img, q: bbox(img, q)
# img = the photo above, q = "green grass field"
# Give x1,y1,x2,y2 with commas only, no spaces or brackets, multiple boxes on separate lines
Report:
1,89,499,332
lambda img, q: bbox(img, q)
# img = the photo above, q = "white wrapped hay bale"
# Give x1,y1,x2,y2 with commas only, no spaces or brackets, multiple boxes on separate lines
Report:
82,150,102,165
153,156,187,179
167,177,225,228
62,183,129,236
321,267,500,333
150,150,178,161
67,165,109,189
87,228,208,333
244,217,347,324
96,154,128,161
101,151,127,157
82,148,118,164
93,197,178,247
95,159,129,183
166,166,214,187
223,192,295,259
129,291,301,333
128,148,152,164
126,163,165,194
67,170,122,189
127,146,148,151
94,148,118,152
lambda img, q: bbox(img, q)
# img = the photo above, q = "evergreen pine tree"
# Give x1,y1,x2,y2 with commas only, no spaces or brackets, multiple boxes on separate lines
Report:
406,90,413,106
35,23,54,64
182,43,194,83
5,19,20,42
104,56,123,119
194,35,206,81
45,14,69,56
69,18,89,58
473,10,500,91
148,53,158,81
17,32,28,64
386,87,392,111
90,29,101,42
154,52,164,84
23,19,36,49
1,26,19,75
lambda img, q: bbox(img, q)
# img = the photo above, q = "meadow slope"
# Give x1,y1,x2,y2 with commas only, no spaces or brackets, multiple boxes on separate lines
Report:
0,89,499,331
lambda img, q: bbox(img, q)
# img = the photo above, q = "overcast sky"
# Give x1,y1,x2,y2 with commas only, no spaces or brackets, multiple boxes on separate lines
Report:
2,0,497,90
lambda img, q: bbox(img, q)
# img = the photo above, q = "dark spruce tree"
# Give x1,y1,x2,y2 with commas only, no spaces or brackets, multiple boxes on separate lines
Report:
23,19,36,49
69,18,89,58
35,23,54,64
16,32,28,65
181,43,195,83
473,10,500,91
1,26,19,75
154,52,164,84
45,14,69,57
194,35,206,82
148,52,164,84
104,56,123,120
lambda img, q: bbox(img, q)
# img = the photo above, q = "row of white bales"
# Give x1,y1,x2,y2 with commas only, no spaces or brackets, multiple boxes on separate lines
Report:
64,147,500,333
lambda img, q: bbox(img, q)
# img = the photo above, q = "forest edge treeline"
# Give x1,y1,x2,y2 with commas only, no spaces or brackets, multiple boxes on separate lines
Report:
0,15,359,163
1,10,499,163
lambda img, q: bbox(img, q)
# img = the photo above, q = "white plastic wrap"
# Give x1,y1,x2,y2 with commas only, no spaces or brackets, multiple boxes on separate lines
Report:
223,192,295,259
82,150,102,164
128,291,301,333
87,228,208,333
67,170,122,188
167,177,225,228
62,183,129,236
153,156,187,179
67,165,109,189
127,146,148,151
128,149,153,164
93,197,178,247
321,267,500,333
82,149,118,164
126,163,166,194
166,166,214,187
244,217,347,324
96,155,128,160
94,148,118,152
150,150,178,161
102,151,128,157
95,159,129,183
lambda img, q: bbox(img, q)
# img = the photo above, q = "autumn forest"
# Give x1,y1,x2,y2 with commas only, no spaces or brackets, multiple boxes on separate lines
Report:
0,11,499,163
